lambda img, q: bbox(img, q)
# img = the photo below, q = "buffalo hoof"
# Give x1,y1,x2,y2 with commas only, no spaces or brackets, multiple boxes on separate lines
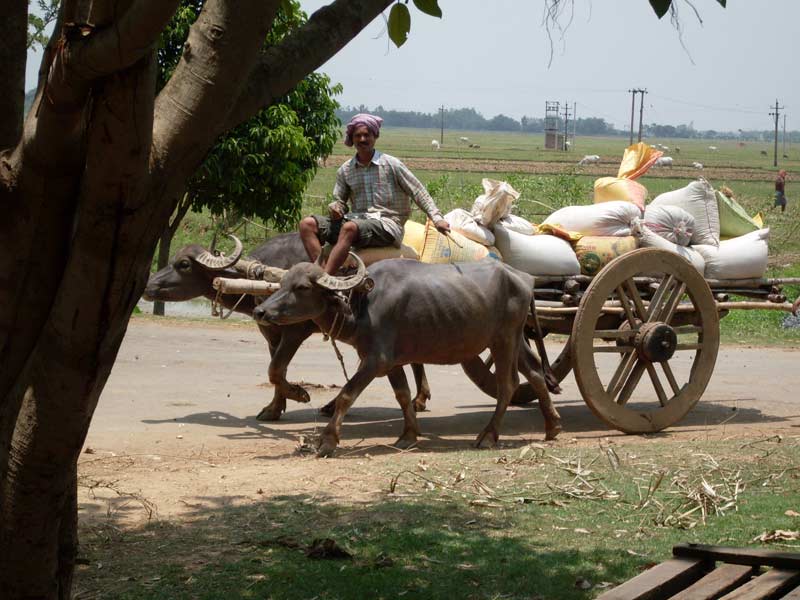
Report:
256,401,285,422
412,395,429,412
285,383,311,404
393,433,418,450
544,423,563,441
317,439,338,458
319,400,336,417
475,428,499,449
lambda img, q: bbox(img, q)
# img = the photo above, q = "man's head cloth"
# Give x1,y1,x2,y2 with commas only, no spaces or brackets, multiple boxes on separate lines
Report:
344,113,383,147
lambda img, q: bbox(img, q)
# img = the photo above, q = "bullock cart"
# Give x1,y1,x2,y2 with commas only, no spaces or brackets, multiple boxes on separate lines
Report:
212,247,800,436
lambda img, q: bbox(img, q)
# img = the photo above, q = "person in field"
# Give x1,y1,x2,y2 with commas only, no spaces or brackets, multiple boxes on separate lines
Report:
298,113,450,275
774,169,788,213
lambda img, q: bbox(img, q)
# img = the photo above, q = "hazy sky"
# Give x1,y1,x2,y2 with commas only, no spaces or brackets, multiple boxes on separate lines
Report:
296,0,796,132
24,1,797,132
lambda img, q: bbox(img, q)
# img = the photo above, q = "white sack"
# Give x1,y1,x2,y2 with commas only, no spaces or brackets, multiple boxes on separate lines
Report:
649,178,719,246
542,201,642,237
493,224,580,276
693,228,770,280
633,221,706,274
471,178,521,228
643,205,695,246
497,213,536,235
445,208,495,245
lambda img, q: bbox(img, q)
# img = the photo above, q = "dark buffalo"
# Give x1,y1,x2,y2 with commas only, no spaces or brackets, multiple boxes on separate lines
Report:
253,257,562,456
143,233,431,420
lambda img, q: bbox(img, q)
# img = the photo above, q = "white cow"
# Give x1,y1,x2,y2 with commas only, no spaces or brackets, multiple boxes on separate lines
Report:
692,161,704,169
708,145,718,151
431,139,440,150
578,154,600,166
654,156,673,168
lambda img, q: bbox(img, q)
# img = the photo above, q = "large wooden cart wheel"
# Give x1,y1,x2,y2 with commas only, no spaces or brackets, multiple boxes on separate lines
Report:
571,248,720,433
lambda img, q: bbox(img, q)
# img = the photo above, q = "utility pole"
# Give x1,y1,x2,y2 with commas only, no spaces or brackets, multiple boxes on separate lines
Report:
769,99,783,167
628,89,637,145
439,105,445,146
562,101,571,151
572,101,577,150
637,88,647,143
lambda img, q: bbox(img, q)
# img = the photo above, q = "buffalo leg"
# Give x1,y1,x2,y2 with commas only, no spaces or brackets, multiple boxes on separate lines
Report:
518,341,562,441
256,323,314,421
318,361,378,457
410,363,431,412
387,366,421,448
321,362,430,417
475,340,519,449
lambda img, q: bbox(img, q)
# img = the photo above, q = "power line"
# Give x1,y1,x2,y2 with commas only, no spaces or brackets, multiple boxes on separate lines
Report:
769,99,784,168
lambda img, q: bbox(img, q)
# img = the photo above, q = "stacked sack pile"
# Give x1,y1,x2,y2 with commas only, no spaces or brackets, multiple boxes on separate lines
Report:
403,142,767,281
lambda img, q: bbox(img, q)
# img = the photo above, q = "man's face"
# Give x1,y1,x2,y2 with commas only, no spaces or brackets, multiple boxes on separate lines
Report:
352,125,376,153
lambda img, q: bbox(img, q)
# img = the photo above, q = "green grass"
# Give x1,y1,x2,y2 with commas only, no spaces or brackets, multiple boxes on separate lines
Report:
75,438,800,599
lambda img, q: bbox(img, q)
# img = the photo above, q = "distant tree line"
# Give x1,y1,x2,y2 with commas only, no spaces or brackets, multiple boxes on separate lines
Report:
337,104,800,142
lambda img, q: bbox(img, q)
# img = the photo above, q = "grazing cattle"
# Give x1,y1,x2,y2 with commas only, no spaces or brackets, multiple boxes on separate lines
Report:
431,139,440,150
253,257,562,456
692,161,704,170
760,150,768,156
708,145,718,151
654,156,673,168
143,234,432,421
578,154,600,166
674,146,681,154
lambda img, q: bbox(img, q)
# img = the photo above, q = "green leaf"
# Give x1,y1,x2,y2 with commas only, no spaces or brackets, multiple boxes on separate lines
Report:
649,0,672,18
388,3,411,47
413,0,442,18
717,0,727,6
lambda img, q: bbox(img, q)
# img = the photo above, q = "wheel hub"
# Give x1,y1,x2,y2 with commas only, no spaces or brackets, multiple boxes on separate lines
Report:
635,322,677,362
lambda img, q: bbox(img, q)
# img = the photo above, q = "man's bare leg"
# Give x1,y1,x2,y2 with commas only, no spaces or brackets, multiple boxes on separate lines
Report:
325,221,359,275
299,216,322,262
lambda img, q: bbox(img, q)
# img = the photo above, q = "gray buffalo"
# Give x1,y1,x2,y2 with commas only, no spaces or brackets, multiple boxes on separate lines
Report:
143,233,431,420
253,256,562,457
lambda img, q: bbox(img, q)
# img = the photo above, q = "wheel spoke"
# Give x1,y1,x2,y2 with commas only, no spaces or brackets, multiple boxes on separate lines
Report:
646,275,674,322
645,363,669,406
615,285,638,327
658,282,687,324
661,361,682,396
617,360,646,406
606,351,637,398
593,329,636,340
673,325,702,335
594,345,634,353
625,279,648,321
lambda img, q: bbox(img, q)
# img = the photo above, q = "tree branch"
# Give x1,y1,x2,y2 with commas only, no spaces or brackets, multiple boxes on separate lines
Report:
0,0,28,150
150,0,280,187
64,0,180,81
225,0,393,130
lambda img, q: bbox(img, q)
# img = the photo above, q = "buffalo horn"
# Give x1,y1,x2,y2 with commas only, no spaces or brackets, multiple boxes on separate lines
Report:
316,252,367,291
195,235,244,270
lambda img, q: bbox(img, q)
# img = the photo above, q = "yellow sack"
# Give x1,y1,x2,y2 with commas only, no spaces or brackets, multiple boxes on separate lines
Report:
574,236,638,276
402,220,426,256
419,221,490,263
617,142,663,179
357,244,418,265
715,190,762,238
593,177,648,210
537,223,583,243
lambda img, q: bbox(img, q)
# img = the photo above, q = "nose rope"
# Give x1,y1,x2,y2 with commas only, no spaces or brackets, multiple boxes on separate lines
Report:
211,289,248,320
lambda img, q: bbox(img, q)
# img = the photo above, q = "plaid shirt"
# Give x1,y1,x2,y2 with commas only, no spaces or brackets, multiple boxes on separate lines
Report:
333,151,443,244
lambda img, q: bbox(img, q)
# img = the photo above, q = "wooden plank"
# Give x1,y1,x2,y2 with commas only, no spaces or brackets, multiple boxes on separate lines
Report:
674,544,800,570
781,582,800,598
669,564,756,600
595,558,708,600
717,568,800,599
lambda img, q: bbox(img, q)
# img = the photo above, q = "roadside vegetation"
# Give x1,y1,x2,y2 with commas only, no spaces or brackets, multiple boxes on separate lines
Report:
75,437,800,599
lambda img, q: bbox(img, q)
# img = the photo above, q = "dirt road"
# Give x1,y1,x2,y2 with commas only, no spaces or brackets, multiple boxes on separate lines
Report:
79,317,800,522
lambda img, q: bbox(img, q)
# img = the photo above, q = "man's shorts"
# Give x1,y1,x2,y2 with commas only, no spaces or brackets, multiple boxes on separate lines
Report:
775,191,787,207
312,215,396,248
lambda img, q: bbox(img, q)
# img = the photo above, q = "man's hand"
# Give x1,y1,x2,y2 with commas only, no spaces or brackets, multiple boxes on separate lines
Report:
328,200,346,220
434,219,451,234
